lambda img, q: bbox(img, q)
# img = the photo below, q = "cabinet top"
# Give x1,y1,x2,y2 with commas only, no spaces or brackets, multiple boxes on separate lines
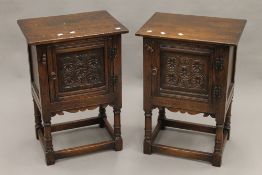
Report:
17,11,129,45
136,12,246,45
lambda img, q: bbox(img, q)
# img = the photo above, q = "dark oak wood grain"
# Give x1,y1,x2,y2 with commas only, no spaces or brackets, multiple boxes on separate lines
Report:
18,10,128,45
18,11,128,165
136,13,246,167
136,12,246,45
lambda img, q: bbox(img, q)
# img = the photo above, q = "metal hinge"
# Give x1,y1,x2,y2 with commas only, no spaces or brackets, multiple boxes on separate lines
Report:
110,48,117,60
214,57,223,71
212,86,222,99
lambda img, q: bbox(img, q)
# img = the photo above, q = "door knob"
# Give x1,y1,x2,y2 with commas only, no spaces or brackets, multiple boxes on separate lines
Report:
49,72,57,80
152,67,158,76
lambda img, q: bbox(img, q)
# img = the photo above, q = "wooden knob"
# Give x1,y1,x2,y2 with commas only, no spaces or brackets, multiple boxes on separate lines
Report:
49,72,57,80
152,67,158,76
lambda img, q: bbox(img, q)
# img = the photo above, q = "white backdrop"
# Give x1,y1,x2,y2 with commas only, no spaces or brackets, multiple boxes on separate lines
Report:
0,0,261,174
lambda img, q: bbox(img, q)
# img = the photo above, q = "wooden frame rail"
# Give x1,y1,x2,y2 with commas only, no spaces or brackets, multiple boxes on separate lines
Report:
150,118,228,165
37,116,117,162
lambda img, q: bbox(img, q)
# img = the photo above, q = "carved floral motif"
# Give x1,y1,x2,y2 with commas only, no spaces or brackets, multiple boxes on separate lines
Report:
58,48,105,92
161,52,208,91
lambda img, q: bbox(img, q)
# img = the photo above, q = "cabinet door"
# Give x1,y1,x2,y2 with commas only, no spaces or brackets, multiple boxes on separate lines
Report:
151,40,215,103
47,37,113,102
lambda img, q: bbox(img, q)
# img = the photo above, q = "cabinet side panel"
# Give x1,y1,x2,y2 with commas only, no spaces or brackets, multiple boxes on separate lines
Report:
113,35,122,107
226,46,235,98
30,45,40,95
143,38,154,110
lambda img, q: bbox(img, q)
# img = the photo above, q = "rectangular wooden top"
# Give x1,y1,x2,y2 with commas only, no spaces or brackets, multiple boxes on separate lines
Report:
17,11,129,45
136,12,246,45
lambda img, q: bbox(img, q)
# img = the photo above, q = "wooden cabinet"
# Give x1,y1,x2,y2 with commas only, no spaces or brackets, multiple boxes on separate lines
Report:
18,11,128,165
136,12,246,166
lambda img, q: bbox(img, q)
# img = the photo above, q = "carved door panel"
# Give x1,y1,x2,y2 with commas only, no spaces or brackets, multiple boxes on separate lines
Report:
47,38,113,102
152,40,215,103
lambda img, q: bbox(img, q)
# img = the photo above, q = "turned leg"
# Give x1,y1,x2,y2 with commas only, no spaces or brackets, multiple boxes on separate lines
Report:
158,107,166,130
113,107,122,151
225,102,232,140
33,100,42,140
99,106,107,128
43,116,55,165
144,109,152,154
212,121,224,167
